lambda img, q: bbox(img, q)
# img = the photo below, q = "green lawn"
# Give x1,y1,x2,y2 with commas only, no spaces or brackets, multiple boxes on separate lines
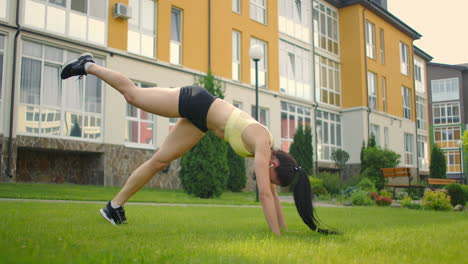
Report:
1,190,467,263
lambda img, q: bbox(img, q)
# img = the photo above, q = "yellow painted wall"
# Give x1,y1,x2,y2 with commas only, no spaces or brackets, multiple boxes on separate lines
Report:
212,0,279,91
108,0,129,51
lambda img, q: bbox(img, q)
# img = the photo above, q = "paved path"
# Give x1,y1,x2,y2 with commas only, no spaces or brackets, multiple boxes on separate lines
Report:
0,197,347,208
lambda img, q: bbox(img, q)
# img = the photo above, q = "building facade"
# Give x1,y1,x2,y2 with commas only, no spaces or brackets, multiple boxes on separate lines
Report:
427,62,468,183
0,0,430,189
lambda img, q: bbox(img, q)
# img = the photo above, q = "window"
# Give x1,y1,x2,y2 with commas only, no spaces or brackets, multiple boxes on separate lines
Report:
0,35,4,133
0,0,8,19
382,76,387,112
126,83,155,146
434,126,462,149
445,150,462,173
316,110,341,161
416,96,427,130
279,41,312,99
250,38,267,88
232,31,241,81
431,78,459,102
384,127,389,148
379,28,385,64
414,58,425,93
402,87,411,119
23,0,107,45
370,124,380,146
404,133,414,165
313,1,339,55
400,42,410,76
433,102,460,125
281,102,311,151
128,0,156,58
315,55,340,106
232,0,241,13
251,105,269,127
19,41,103,140
417,135,428,170
278,0,311,42
170,8,182,65
365,21,375,59
250,0,266,24
367,72,377,110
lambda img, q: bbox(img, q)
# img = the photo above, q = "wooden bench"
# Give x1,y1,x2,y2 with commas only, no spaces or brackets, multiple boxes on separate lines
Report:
428,178,457,186
381,168,425,196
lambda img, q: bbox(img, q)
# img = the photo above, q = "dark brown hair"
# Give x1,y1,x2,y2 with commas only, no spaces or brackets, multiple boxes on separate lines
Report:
273,149,338,234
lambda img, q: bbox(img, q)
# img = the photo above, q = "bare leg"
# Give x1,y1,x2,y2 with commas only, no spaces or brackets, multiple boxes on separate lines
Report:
112,119,205,206
87,64,180,117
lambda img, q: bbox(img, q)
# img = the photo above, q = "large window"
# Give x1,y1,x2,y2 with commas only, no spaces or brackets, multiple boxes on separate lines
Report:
400,42,410,76
23,0,107,45
434,126,461,149
278,0,311,42
279,41,312,99
250,0,266,24
232,0,241,13
404,133,414,165
250,38,267,88
431,78,459,102
402,87,411,119
128,0,155,58
313,1,339,55
414,58,425,93
0,35,4,134
316,110,341,161
315,55,340,107
19,41,103,140
379,28,385,64
433,102,460,125
125,83,155,147
232,30,241,81
170,7,182,65
370,124,380,146
280,102,311,152
416,96,427,130
367,71,377,110
417,135,428,170
382,76,387,112
365,21,375,59
251,105,270,128
445,150,462,173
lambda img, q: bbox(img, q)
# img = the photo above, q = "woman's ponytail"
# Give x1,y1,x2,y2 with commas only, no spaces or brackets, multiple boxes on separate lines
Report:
293,168,338,235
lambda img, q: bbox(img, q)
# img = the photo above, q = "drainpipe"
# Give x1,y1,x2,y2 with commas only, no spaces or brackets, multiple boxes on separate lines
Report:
6,0,21,178
411,42,419,182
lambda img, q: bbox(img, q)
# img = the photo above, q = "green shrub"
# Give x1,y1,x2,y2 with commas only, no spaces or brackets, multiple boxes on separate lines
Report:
316,172,343,195
430,145,447,179
379,190,393,199
395,191,409,200
350,190,374,206
375,196,392,206
344,174,364,188
362,147,400,190
309,177,328,197
445,183,467,206
422,190,453,211
289,125,313,175
357,178,376,192
407,187,425,200
342,186,359,197
461,185,468,202
399,196,412,207
226,144,246,192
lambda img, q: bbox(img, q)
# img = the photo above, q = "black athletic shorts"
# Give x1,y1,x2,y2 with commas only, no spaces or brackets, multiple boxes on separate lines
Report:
178,85,217,132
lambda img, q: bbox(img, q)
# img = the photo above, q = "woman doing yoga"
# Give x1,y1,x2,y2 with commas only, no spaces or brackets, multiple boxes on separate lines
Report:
61,53,336,235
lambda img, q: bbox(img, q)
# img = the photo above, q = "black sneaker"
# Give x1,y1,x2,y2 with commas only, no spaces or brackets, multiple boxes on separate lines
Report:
61,52,95,80
100,201,127,225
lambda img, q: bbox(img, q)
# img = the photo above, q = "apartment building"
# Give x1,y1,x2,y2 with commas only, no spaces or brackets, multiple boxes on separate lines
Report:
427,62,468,183
0,0,430,189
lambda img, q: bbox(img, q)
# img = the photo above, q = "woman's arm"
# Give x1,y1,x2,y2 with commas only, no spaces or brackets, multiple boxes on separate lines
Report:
271,184,287,231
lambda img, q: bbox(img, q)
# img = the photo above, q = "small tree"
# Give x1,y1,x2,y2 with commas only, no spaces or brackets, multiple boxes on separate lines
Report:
368,133,377,148
360,141,366,173
331,149,350,180
362,147,400,190
430,145,447,179
226,144,246,192
289,125,313,175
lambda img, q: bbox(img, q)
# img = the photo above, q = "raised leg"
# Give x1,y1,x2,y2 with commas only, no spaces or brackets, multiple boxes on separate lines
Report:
112,118,205,206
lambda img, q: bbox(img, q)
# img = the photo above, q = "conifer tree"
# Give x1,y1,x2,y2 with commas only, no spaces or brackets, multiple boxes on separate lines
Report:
430,145,447,179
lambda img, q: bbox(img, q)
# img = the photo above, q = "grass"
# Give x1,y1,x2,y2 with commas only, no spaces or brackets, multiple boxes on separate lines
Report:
0,200,467,264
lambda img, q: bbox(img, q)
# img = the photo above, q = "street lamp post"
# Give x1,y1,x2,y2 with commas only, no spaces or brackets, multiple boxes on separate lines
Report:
250,44,263,202
457,140,464,183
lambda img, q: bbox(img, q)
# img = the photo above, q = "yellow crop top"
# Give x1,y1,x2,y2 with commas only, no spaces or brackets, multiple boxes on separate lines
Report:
224,108,274,158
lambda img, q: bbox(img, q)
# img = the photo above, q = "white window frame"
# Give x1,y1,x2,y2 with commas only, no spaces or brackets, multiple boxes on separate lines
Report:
431,78,459,102
232,30,241,81
316,110,341,161
128,0,156,58
417,135,428,170
400,42,410,76
280,40,312,99
19,41,104,141
414,58,425,93
382,76,387,112
280,101,311,152
313,1,339,55
250,0,267,24
402,86,411,119
279,0,311,42
379,28,385,64
170,7,183,65
365,21,375,59
125,82,156,149
434,126,462,145
416,96,427,131
432,102,460,125
367,71,377,110
0,0,8,20
250,37,268,88
445,150,462,173
404,133,414,165
232,0,241,13
315,55,341,106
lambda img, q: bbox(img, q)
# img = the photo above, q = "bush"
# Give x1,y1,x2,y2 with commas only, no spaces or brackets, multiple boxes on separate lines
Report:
350,190,374,206
226,144,246,192
344,174,364,188
316,172,343,195
407,187,425,200
342,186,359,197
399,196,412,207
370,192,379,200
445,183,467,206
422,190,453,211
375,196,392,206
379,190,393,199
311,184,328,197
462,185,468,201
430,145,447,179
395,191,409,200
362,147,400,190
289,125,313,175
357,178,376,192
